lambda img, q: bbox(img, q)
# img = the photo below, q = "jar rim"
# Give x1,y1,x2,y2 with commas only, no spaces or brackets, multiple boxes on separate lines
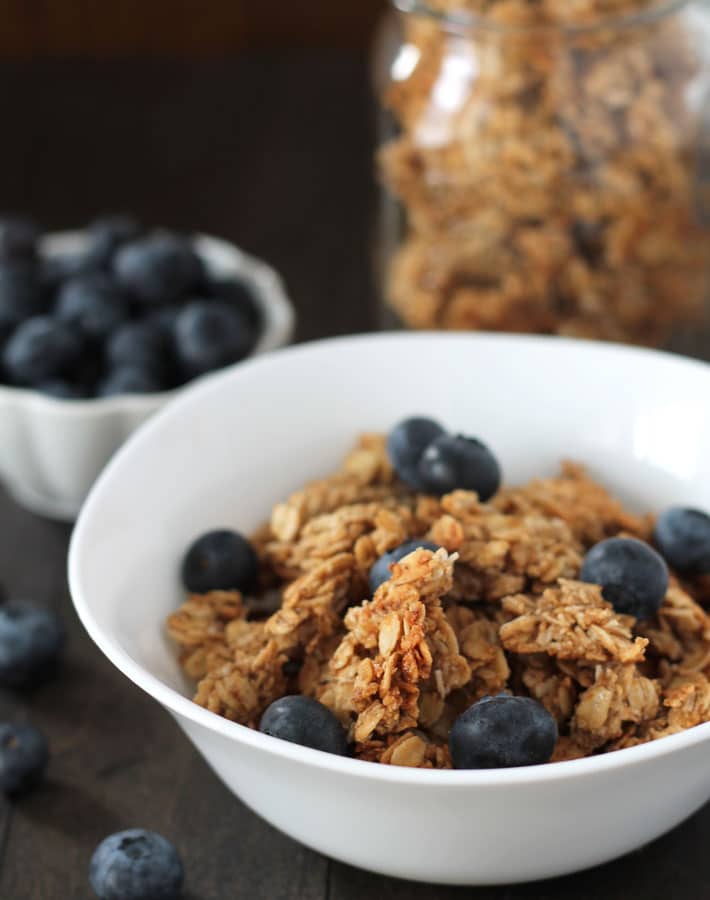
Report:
391,0,689,35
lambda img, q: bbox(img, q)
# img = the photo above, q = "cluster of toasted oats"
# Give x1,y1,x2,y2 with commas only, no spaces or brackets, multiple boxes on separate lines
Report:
166,435,710,767
379,0,709,345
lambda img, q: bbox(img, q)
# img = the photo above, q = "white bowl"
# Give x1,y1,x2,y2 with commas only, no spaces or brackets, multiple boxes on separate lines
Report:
0,231,294,520
68,333,710,885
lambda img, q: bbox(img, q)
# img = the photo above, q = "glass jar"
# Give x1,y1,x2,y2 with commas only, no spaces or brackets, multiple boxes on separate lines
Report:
376,0,710,355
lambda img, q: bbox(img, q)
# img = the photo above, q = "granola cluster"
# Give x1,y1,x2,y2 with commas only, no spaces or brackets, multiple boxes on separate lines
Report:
167,435,710,767
379,0,709,345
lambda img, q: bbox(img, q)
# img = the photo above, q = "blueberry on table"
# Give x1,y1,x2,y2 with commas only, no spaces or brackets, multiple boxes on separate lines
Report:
181,529,258,593
259,696,349,756
97,365,164,397
2,316,83,386
173,300,254,377
85,214,143,268
0,723,49,795
0,216,39,262
369,539,440,594
113,234,203,304
387,417,445,490
418,434,501,500
89,829,184,900
654,507,710,576
0,601,64,686
0,261,45,327
55,272,128,339
449,695,558,769
580,536,668,620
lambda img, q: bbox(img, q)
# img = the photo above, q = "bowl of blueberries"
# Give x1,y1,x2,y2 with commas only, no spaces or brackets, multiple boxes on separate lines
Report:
0,215,294,519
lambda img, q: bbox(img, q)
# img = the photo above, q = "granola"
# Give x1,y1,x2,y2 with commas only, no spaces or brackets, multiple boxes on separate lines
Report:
379,0,710,346
168,434,710,766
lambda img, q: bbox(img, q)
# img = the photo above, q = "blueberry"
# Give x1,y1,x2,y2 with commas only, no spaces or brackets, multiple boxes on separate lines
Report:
40,253,97,299
113,234,203,304
37,378,85,400
654,507,710,576
387,417,445,490
85,215,143,268
97,366,164,397
0,601,64,687
0,216,39,262
2,316,83,385
181,529,258,593
174,300,254,377
55,272,128,339
147,303,182,335
105,320,168,374
449,695,557,769
89,829,183,900
208,276,262,331
0,262,45,327
259,696,349,756
0,723,49,795
581,537,668,620
369,539,440,594
418,434,501,500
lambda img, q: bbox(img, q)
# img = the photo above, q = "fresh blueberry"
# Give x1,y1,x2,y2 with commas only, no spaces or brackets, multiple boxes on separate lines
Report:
369,539,440,594
105,320,168,374
113,234,203,304
40,251,98,298
208,276,262,331
418,434,501,500
37,378,85,400
55,272,128,339
147,303,182,335
85,215,143,268
259,695,349,755
0,601,64,687
0,262,45,327
654,507,710,576
173,300,254,377
581,537,668,620
181,529,258,593
449,695,557,769
97,366,164,397
0,723,49,795
387,417,445,490
89,829,184,900
0,216,39,262
2,316,83,385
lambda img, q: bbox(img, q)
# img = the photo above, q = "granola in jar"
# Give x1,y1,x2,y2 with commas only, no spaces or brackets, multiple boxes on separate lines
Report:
376,0,710,350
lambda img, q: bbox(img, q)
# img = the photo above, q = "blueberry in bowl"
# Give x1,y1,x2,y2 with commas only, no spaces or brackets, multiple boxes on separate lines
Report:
0,222,294,520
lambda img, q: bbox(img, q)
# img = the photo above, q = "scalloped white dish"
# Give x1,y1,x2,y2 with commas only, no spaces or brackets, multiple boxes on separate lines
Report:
0,231,294,520
69,333,710,885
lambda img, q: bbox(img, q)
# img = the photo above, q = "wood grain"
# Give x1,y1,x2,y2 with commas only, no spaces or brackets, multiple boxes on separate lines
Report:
0,54,706,899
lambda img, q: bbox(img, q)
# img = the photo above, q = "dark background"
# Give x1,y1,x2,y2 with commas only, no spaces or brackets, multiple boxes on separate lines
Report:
0,2,708,898
0,1,386,55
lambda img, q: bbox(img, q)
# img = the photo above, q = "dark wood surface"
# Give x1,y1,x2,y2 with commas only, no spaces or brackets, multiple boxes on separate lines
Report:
0,56,707,900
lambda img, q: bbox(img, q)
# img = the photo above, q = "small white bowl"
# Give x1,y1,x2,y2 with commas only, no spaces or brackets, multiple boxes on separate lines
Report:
0,231,294,520
68,333,710,885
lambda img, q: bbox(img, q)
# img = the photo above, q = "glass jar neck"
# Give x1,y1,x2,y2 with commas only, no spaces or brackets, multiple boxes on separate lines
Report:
390,0,690,36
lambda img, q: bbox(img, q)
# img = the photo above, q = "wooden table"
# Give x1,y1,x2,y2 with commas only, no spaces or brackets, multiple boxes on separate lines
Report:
0,56,707,900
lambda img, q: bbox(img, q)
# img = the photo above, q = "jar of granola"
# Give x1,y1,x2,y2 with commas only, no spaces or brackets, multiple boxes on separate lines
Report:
377,0,710,354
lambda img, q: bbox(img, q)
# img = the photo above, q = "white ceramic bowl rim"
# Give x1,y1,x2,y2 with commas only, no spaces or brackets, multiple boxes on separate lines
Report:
69,331,710,787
